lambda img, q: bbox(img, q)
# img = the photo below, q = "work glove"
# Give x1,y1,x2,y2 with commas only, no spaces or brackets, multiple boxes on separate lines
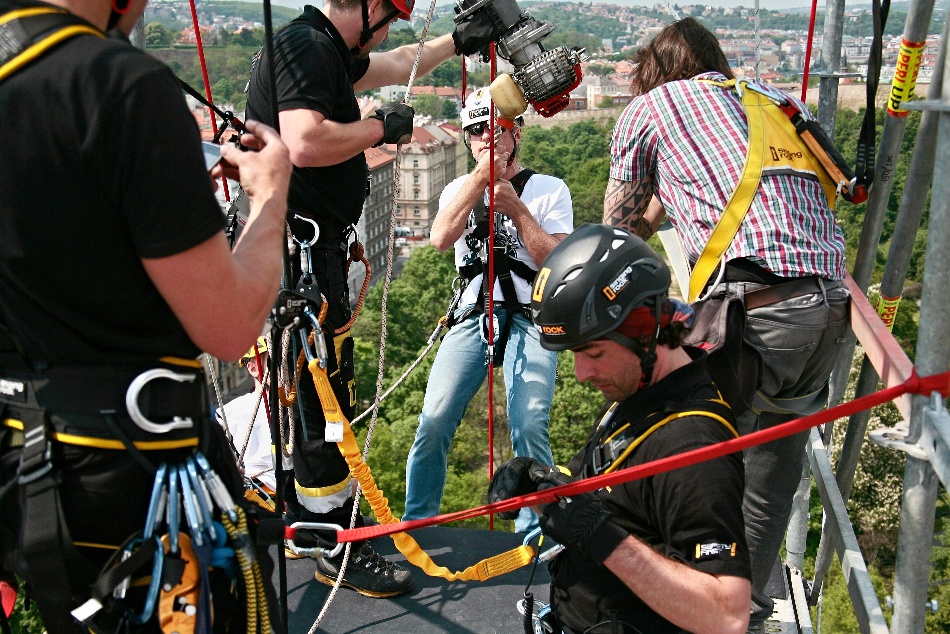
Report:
371,102,414,146
452,7,506,56
538,488,628,566
488,457,569,520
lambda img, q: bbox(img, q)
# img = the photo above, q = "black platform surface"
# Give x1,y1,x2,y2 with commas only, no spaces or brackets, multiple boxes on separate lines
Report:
278,526,551,634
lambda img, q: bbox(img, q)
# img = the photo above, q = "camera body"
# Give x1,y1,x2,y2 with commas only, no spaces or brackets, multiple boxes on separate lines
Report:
455,0,587,117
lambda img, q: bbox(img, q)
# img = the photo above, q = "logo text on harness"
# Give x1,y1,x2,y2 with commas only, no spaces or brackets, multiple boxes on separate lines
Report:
769,146,803,161
603,264,635,301
694,542,737,559
0,379,26,399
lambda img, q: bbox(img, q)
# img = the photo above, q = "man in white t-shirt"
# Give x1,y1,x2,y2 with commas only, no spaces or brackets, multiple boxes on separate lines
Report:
217,337,276,492
403,88,574,532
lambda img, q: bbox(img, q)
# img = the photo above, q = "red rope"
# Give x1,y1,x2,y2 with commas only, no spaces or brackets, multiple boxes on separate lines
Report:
485,42,497,531
188,0,230,202
801,0,820,102
460,55,467,108
337,369,950,543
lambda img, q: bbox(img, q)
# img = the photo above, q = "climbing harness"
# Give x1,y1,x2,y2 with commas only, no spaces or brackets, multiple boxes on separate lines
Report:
688,77,861,302
0,7,103,83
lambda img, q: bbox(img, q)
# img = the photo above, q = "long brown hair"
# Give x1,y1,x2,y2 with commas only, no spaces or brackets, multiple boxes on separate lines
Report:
629,18,734,96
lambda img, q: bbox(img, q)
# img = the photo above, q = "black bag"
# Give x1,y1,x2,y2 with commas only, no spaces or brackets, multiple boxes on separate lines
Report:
682,295,762,416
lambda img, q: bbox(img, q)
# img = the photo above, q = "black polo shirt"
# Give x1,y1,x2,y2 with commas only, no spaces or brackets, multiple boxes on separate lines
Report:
245,5,371,238
554,347,751,634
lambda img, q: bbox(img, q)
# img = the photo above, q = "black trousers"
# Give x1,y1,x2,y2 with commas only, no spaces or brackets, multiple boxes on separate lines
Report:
283,242,362,550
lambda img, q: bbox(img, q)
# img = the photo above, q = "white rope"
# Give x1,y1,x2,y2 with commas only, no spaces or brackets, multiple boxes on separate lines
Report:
308,1,440,630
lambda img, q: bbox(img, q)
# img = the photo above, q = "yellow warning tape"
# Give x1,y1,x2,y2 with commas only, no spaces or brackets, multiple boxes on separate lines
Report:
887,38,926,117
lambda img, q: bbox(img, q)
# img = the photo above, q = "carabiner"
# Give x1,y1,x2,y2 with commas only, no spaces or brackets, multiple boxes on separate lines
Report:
300,306,328,368
292,214,320,276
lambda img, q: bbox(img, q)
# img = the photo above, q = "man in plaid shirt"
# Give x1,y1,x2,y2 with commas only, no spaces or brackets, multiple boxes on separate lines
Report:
606,18,850,633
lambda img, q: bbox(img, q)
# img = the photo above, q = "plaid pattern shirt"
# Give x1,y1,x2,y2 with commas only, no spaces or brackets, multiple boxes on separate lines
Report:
610,72,846,281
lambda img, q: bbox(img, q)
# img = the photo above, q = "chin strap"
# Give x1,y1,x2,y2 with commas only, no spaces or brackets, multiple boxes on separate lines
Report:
604,299,664,390
353,0,400,53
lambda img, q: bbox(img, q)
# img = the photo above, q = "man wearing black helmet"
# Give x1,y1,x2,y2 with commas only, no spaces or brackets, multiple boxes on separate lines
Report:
490,225,751,634
244,0,505,598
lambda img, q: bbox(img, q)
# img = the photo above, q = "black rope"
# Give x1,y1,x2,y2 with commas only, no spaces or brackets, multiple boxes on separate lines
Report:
178,78,245,142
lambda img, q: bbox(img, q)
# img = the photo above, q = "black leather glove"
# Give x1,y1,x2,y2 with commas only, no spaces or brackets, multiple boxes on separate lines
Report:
452,8,506,56
539,489,628,565
487,457,560,519
371,102,414,146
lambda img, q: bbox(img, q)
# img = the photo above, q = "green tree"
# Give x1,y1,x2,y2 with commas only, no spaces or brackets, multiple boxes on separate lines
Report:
413,93,442,118
441,99,459,119
599,95,615,108
144,21,173,48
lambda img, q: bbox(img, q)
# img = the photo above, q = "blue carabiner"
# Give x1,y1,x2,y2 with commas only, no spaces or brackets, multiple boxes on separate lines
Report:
167,467,181,555
177,464,203,547
144,464,168,539
186,457,217,543
129,535,165,625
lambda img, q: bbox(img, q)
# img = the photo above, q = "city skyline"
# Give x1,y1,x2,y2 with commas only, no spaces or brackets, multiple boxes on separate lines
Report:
266,0,821,13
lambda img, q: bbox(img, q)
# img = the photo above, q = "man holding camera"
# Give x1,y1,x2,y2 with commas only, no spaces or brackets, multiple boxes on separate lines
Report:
244,0,504,597
491,225,750,634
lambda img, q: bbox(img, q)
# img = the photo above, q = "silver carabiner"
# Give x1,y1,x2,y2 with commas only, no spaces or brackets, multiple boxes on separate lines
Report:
286,521,345,559
300,306,328,368
292,214,320,276
125,369,195,434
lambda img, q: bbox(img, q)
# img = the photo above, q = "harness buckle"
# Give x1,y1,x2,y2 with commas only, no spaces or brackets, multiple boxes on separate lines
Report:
17,424,53,485
125,369,196,434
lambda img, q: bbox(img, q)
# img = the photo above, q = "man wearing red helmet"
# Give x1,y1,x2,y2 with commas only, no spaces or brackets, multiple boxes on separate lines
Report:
244,0,504,599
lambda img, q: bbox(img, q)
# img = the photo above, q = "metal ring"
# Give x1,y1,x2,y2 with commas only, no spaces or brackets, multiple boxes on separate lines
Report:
125,369,196,434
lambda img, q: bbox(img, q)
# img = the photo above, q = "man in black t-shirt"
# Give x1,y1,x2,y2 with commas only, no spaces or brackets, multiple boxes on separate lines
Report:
491,225,751,634
244,0,469,598
0,0,291,630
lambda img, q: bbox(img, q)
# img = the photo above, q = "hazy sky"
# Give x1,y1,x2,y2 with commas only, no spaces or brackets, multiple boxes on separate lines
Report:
267,0,820,11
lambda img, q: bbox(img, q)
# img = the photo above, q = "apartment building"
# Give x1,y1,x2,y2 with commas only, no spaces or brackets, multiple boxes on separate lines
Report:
382,125,465,237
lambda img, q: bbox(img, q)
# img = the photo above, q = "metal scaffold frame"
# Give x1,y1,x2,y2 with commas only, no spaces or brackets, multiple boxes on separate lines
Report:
785,0,950,631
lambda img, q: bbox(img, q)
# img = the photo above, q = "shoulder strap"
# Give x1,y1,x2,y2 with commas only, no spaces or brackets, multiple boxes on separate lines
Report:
688,80,768,302
587,397,738,476
0,7,104,84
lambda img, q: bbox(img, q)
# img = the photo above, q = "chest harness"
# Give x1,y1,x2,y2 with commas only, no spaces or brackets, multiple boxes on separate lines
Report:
688,78,859,303
455,169,536,359
573,396,738,480
0,7,104,83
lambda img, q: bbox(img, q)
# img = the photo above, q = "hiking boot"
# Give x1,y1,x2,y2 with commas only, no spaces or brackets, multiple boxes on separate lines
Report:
314,541,413,598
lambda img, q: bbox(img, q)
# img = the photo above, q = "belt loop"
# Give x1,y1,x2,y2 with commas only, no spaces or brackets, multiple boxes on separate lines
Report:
818,277,828,307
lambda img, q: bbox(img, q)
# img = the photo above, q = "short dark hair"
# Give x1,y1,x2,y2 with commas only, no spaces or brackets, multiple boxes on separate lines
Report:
631,321,687,351
328,0,398,15
629,18,734,96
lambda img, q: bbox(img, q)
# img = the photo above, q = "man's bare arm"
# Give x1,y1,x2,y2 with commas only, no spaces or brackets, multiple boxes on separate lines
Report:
603,176,661,240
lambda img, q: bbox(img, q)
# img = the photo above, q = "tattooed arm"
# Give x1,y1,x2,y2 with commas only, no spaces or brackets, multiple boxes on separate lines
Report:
603,177,665,240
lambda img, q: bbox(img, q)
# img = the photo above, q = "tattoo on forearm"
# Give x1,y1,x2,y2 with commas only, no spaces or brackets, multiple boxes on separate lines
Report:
604,177,654,240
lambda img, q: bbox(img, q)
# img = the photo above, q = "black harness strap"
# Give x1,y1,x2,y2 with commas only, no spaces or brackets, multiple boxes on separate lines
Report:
466,169,536,362
17,409,91,634
855,0,890,192
574,397,736,479
0,8,103,83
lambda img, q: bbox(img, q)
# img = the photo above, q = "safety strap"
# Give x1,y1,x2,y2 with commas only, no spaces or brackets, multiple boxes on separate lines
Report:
0,7,104,84
308,358,536,581
581,398,738,478
688,81,768,302
17,409,94,633
687,79,842,302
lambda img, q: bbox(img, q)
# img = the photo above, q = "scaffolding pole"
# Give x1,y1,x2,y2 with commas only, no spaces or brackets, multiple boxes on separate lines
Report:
890,31,950,632
811,20,948,603
817,0,848,137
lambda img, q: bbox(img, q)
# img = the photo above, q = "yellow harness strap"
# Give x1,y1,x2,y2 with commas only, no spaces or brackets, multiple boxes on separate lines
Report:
308,358,536,581
688,79,838,302
0,8,104,83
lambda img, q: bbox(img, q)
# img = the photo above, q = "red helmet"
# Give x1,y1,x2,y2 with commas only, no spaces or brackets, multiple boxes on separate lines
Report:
391,0,413,20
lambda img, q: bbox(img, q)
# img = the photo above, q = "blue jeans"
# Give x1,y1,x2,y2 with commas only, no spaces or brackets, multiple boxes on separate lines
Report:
723,280,851,629
403,306,557,533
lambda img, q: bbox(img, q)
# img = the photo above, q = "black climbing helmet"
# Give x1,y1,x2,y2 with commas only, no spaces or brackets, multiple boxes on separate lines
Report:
530,224,671,352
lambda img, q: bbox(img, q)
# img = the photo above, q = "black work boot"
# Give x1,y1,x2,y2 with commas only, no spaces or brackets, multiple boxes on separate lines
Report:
314,541,413,598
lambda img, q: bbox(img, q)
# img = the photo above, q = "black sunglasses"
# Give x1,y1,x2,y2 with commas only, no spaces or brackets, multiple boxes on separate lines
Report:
464,122,489,137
